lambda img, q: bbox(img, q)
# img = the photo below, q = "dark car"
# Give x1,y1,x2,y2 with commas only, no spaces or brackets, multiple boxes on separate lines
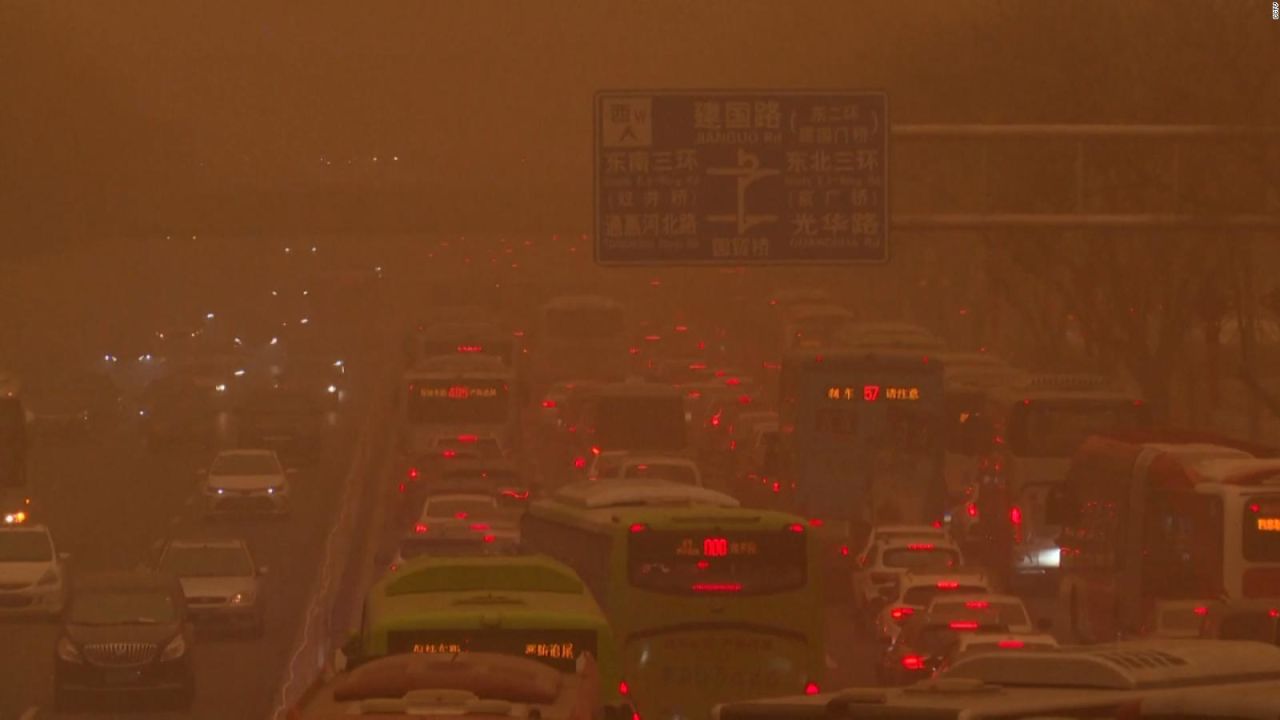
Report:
877,609,1009,686
54,571,195,711
1199,599,1280,645
235,386,326,463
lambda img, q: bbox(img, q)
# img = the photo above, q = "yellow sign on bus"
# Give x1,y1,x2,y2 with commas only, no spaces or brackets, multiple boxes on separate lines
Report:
1257,517,1280,532
824,385,920,402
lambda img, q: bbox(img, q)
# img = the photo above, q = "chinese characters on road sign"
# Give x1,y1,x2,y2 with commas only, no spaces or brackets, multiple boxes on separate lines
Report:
595,91,888,264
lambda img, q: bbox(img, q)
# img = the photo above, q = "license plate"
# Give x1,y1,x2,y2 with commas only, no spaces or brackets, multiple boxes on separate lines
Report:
104,669,140,685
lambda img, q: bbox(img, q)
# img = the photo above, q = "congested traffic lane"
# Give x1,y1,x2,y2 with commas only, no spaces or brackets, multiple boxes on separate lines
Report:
0,405,363,720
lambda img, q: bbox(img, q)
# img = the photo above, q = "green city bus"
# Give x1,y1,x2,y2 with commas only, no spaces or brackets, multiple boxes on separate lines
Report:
347,553,624,706
521,479,825,720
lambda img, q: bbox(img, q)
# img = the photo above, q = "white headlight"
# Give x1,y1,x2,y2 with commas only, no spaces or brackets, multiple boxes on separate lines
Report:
215,384,227,393
160,633,187,661
326,385,337,394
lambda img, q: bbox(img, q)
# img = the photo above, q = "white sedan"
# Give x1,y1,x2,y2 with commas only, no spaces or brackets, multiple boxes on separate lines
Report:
201,449,295,517
0,524,69,616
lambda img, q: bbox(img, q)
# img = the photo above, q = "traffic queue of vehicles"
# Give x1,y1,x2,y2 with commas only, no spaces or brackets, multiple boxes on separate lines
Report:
288,292,1280,720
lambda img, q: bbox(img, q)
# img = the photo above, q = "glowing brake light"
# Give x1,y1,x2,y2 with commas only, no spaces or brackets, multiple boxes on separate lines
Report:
787,523,805,534
619,680,630,696
414,523,428,534
997,640,1025,649
737,394,753,405
629,523,648,534
949,621,979,631
809,518,824,527
966,503,978,518
541,399,557,408
408,467,420,479
456,344,483,353
839,545,850,557
936,581,960,590
710,412,722,427
1270,609,1279,619
691,583,742,593
900,655,926,671
1010,506,1023,525
453,511,469,520
890,607,915,622
1193,605,1209,616
442,450,457,459
456,434,478,443
688,362,707,370
469,523,489,531
573,457,586,469
803,682,820,695
724,377,741,387
908,543,934,551
964,601,990,609
482,534,496,543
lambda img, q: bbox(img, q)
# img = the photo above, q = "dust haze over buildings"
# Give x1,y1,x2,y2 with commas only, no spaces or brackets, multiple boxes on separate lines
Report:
1,1,1275,256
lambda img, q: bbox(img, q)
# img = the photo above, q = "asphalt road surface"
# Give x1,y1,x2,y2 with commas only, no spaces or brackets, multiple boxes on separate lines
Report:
0,405,363,720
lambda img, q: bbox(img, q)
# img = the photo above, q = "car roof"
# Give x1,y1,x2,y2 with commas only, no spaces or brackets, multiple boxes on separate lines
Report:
424,494,497,505
902,570,988,586
0,524,51,535
215,448,278,459
166,538,248,550
930,593,1024,605
873,524,947,535
618,455,699,468
877,535,959,549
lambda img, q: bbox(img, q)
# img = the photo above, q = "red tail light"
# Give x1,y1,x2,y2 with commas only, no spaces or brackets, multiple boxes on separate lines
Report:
931,519,943,528
688,362,707,370
442,450,457,459
457,434,478,443
414,523,428,534
803,682,820,695
997,640,1025,649
949,621,979,631
619,680,630,696
1010,506,1023,525
408,467,419,479
936,581,959,589
629,523,648,534
710,413,721,427
470,523,489,531
840,545,850,557
965,601,990,609
541,399,557,408
787,523,805,534
966,503,978,518
809,518,824,527
737,394,753,405
482,534,496,543
725,377,741,386
398,482,406,493
890,607,915,622
771,482,781,493
1270,609,1279,618
457,344,483,353
573,456,587,469
692,583,742,593
500,489,530,500
900,655,926,671
908,543,934,551
591,446,601,456
1193,605,1209,616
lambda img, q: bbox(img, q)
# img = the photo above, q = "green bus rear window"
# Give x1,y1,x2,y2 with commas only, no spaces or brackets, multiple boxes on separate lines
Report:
386,565,584,597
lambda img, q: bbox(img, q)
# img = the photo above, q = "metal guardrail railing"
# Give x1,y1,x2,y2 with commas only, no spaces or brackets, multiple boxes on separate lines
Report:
269,362,396,720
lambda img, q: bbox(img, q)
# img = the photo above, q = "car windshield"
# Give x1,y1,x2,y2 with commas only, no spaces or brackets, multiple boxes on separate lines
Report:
424,498,496,519
0,531,52,562
68,590,177,625
211,454,280,475
933,600,1029,628
159,546,254,577
623,462,698,485
904,583,988,606
882,547,960,571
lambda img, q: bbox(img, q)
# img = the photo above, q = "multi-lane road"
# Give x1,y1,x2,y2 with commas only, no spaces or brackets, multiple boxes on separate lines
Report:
0,401,365,720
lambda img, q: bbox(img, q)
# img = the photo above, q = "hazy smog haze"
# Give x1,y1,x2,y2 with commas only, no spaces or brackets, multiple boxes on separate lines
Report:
2,1,1275,250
